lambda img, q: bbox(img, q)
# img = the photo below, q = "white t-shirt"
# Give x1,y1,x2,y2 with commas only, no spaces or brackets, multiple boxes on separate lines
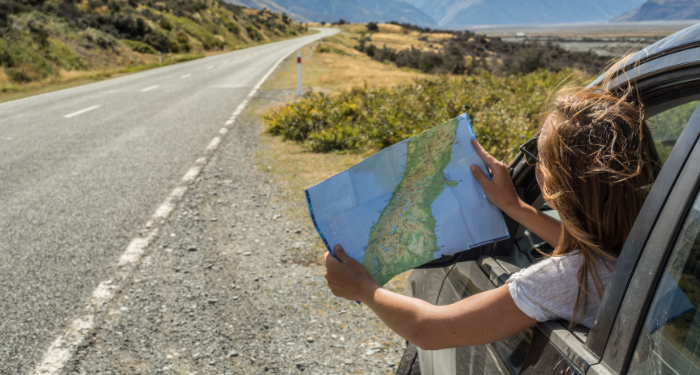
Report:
506,251,616,328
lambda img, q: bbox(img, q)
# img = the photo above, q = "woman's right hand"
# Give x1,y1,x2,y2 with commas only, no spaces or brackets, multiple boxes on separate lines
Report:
470,139,521,214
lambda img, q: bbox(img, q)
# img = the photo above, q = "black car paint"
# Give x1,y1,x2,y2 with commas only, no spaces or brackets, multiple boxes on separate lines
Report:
405,23,700,375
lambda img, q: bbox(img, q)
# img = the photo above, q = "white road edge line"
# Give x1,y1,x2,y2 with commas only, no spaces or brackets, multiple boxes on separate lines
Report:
64,105,99,118
31,38,313,375
180,74,191,79
141,85,159,92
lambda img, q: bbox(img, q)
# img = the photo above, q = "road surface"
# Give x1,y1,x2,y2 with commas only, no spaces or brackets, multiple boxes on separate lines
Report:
0,27,337,374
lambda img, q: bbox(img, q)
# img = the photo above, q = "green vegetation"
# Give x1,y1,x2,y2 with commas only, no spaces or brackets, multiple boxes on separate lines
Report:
122,39,157,54
647,101,700,163
356,31,608,76
265,69,582,162
0,0,308,91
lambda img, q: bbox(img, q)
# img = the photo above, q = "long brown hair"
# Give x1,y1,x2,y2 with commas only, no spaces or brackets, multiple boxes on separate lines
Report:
538,65,662,326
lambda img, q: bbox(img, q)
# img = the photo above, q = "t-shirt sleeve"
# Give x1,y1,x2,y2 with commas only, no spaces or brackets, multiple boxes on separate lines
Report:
506,254,584,323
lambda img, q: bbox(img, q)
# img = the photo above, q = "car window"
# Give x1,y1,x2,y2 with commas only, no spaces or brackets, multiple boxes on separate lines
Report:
628,191,700,375
647,100,700,164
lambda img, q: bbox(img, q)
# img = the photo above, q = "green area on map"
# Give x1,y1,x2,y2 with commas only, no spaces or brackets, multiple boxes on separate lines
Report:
361,118,459,285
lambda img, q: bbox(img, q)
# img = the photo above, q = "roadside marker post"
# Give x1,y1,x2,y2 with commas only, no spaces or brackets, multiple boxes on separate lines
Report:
158,51,162,63
297,50,302,96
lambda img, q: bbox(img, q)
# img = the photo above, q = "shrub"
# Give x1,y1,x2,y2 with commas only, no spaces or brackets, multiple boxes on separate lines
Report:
265,70,583,160
245,25,263,41
366,22,378,31
80,27,119,49
122,39,158,54
6,67,32,82
141,30,178,52
357,32,607,76
45,38,87,69
0,33,55,82
223,18,239,33
159,17,173,31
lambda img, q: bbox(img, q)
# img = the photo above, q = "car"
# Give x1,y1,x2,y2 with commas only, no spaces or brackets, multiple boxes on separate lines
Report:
397,22,700,375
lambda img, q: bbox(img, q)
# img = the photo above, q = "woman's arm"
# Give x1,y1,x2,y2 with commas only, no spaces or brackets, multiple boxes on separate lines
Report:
325,246,538,350
470,139,561,248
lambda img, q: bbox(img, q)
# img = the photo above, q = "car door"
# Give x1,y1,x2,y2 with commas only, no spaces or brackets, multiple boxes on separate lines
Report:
409,23,700,375
587,100,700,375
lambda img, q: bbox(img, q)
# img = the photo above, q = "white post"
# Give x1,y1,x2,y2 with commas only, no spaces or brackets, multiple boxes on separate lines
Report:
309,45,313,59
297,51,302,96
158,51,162,63
223,44,226,51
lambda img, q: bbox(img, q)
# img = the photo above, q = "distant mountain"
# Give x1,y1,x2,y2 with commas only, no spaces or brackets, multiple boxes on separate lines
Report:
416,0,647,27
225,0,436,25
615,0,700,21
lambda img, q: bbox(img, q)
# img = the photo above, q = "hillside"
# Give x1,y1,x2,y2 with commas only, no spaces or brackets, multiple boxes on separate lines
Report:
615,0,700,21
412,0,646,27
225,0,435,25
0,0,307,90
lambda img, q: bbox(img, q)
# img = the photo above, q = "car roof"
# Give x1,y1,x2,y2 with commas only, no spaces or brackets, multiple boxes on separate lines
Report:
590,22,700,87
630,22,700,66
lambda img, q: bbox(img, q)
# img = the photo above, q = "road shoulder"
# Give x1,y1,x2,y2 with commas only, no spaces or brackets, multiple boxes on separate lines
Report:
70,88,405,375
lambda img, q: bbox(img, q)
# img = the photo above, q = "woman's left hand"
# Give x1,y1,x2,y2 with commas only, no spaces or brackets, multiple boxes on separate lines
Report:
324,244,379,301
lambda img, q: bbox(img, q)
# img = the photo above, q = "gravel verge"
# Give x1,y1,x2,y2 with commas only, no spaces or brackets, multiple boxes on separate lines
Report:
69,89,406,375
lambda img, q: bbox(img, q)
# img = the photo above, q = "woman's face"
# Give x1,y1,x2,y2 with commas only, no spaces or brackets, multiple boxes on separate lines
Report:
537,116,557,210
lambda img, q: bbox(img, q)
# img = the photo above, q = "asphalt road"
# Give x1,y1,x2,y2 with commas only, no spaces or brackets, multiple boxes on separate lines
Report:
0,27,336,374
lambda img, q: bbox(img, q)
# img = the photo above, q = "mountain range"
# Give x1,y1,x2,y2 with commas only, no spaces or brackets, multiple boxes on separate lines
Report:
615,0,700,21
226,0,699,27
406,0,647,26
226,0,434,25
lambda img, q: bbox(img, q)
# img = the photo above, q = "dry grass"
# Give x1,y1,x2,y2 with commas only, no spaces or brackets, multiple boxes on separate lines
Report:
262,28,429,94
0,69,124,104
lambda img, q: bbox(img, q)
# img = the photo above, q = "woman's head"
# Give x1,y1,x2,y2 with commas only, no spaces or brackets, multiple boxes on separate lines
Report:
537,86,660,258
534,84,661,324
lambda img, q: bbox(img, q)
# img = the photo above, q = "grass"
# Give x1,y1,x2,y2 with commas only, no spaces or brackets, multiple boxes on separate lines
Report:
265,70,583,160
0,30,316,104
1,2,310,103
262,30,430,94
0,52,202,104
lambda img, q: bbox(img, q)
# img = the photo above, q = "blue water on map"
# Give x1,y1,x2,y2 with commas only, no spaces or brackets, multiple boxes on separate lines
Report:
305,140,408,263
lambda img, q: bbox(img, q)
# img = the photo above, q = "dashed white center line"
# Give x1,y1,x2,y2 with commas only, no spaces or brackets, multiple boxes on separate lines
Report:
141,85,159,92
206,66,213,70
64,105,99,118
31,37,323,375
180,74,191,79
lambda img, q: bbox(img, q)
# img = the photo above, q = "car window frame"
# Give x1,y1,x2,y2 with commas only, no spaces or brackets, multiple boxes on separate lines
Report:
587,102,700,375
586,48,700,359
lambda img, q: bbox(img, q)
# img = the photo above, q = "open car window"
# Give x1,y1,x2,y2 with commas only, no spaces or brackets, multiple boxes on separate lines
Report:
647,100,700,165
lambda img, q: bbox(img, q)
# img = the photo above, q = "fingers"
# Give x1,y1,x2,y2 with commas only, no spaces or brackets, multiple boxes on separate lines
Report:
471,139,499,167
334,244,351,263
470,165,492,187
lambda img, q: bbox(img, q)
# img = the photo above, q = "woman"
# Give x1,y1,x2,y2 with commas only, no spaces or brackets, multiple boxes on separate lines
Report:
323,80,661,350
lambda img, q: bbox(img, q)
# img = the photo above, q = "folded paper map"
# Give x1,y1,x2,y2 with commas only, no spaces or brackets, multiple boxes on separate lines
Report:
305,114,509,286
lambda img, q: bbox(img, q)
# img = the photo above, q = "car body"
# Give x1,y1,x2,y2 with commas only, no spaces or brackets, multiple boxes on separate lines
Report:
399,22,700,375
